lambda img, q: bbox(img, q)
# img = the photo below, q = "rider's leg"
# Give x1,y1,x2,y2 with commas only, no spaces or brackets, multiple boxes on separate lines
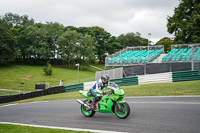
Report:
90,89,97,109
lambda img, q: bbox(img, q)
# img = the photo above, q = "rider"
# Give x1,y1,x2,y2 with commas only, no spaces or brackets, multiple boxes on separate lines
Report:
90,74,110,109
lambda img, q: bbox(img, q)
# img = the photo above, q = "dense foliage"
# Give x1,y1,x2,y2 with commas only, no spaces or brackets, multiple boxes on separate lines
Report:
0,13,148,66
156,37,174,53
167,0,200,44
0,26,16,65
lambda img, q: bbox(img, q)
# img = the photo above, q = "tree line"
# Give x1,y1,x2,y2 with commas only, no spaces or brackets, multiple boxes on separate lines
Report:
0,13,148,66
157,0,200,52
1,0,199,66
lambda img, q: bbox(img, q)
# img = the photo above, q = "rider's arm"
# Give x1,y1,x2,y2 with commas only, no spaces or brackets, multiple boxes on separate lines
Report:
91,82,103,94
96,83,103,94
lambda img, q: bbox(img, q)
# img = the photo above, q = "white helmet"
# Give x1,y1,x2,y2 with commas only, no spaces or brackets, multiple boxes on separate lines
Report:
101,74,110,84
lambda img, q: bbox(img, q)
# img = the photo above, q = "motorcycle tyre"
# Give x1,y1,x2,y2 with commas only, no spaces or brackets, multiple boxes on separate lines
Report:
81,100,95,117
114,102,130,119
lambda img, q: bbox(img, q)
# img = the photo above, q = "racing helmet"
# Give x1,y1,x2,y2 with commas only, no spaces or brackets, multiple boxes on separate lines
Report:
101,74,110,84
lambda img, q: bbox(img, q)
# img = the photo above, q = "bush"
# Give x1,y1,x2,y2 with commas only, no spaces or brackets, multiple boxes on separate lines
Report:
43,63,53,76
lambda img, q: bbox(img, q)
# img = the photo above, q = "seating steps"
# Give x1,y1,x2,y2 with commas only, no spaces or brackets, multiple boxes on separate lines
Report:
162,48,200,62
108,49,162,64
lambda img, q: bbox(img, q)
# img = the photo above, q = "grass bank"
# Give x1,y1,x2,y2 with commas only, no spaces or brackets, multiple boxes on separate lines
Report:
0,80,199,106
0,65,95,92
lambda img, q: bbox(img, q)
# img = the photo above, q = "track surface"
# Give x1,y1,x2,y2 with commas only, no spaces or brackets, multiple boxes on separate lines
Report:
0,96,200,133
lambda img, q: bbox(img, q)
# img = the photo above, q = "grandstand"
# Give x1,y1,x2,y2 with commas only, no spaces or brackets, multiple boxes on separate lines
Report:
103,44,200,78
162,44,200,63
105,44,200,66
105,45,164,66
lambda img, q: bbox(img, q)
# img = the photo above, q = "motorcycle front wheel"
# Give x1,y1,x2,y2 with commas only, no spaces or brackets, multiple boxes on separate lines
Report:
81,100,95,117
114,102,130,119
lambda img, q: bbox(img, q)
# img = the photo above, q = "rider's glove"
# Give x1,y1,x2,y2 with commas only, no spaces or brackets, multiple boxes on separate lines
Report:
103,91,109,95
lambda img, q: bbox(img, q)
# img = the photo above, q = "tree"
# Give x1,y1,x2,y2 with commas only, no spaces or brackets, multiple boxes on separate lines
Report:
0,13,35,61
0,13,34,28
92,27,112,63
0,26,16,65
64,26,78,32
57,29,80,68
106,36,123,54
44,22,64,59
167,0,200,43
78,26,112,64
156,37,174,53
78,34,95,64
117,32,148,48
20,24,51,59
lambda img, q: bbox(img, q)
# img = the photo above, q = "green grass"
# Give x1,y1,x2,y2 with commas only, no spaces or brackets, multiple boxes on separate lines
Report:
0,91,20,96
123,80,200,96
0,124,92,133
0,65,95,92
0,80,199,106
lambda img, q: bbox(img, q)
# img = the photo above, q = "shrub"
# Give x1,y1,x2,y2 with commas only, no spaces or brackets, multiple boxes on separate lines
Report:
43,63,53,76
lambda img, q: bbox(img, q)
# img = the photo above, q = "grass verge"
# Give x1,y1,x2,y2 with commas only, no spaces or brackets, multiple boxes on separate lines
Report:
123,80,200,96
0,123,92,133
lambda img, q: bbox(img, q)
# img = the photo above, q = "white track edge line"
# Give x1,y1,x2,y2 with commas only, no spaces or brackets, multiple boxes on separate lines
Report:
0,101,49,108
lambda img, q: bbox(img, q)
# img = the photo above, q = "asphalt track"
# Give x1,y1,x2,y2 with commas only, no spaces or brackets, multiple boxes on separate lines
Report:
0,96,200,133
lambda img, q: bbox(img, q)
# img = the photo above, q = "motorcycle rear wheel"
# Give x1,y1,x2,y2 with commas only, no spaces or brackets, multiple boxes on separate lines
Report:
81,100,95,117
114,102,130,119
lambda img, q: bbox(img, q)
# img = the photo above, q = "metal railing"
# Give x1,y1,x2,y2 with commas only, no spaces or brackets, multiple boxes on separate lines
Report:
105,45,164,66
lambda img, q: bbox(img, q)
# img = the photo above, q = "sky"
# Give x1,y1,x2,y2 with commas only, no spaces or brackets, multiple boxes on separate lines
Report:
0,0,180,44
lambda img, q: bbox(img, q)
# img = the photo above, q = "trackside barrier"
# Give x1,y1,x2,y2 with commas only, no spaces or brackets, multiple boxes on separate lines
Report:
0,86,64,104
64,83,84,92
172,70,200,82
138,72,172,85
67,70,200,92
82,76,138,90
110,76,138,86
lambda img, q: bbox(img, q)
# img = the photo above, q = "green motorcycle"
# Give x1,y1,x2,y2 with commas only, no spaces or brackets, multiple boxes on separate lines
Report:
77,83,130,119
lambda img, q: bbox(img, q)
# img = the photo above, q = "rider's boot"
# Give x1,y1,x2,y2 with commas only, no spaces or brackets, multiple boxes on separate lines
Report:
91,101,95,109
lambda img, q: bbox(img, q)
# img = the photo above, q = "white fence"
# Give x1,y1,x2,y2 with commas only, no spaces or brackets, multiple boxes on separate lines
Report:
83,81,96,90
85,72,173,90
138,72,172,85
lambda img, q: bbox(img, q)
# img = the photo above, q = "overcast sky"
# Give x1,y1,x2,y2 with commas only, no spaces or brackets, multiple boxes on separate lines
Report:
0,0,180,43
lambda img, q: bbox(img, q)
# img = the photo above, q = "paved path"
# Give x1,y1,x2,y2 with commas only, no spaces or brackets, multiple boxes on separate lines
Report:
0,96,200,133
89,65,104,70
0,89,27,93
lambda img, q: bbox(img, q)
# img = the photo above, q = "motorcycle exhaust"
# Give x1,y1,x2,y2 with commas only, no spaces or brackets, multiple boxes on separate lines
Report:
76,99,91,109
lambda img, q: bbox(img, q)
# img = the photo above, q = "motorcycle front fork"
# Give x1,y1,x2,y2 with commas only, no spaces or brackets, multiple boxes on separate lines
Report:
117,102,123,111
